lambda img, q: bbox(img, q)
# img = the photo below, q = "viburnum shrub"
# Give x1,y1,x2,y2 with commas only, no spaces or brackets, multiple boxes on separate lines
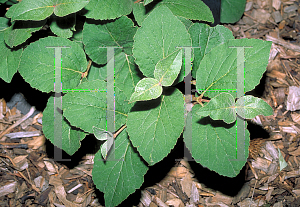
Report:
0,0,273,206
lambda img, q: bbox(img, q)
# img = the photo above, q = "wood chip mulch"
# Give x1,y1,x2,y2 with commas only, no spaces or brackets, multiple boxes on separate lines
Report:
1,0,300,206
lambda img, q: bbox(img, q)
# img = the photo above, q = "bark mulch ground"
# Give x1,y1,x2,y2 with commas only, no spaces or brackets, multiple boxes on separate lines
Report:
0,0,300,206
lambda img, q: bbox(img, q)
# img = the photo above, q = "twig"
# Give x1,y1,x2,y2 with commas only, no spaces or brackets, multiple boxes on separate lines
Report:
113,124,126,139
266,35,300,53
0,106,35,139
281,60,300,86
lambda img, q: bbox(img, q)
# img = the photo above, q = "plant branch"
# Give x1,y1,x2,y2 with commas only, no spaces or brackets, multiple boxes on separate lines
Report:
113,124,126,139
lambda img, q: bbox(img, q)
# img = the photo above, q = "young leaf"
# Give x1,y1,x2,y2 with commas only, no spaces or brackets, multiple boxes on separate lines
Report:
235,96,273,119
100,140,114,160
127,88,184,165
196,92,236,124
133,5,191,78
154,49,182,86
93,126,113,141
185,104,250,177
129,78,162,103
92,129,148,207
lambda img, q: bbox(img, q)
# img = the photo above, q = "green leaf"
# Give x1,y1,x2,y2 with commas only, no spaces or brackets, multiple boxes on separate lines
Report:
132,2,147,26
220,0,246,23
49,14,76,38
92,129,148,207
196,38,272,99
133,3,194,28
154,49,182,86
157,0,214,22
62,80,107,133
144,0,153,5
0,17,9,32
6,0,89,21
197,93,236,124
4,20,46,47
18,36,86,93
83,16,137,65
0,32,22,83
127,88,184,165
196,94,273,124
93,126,112,141
70,15,85,49
42,96,86,156
185,104,249,177
235,96,273,119
84,0,132,20
129,78,162,103
100,140,114,160
133,5,191,78
63,53,140,134
189,23,234,78
0,18,22,82
177,16,193,31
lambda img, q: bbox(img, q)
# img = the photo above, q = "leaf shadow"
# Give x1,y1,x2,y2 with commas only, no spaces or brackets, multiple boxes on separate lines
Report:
197,116,236,129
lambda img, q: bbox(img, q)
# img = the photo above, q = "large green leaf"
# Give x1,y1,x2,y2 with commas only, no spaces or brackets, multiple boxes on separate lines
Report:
220,0,246,23
157,0,214,22
42,96,86,156
189,23,234,78
185,104,249,177
84,0,132,20
6,0,89,21
0,32,22,83
133,0,212,26
4,20,46,47
63,53,140,133
83,16,136,65
92,129,148,207
18,36,86,92
133,5,191,78
127,88,184,165
196,38,272,98
62,80,108,133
